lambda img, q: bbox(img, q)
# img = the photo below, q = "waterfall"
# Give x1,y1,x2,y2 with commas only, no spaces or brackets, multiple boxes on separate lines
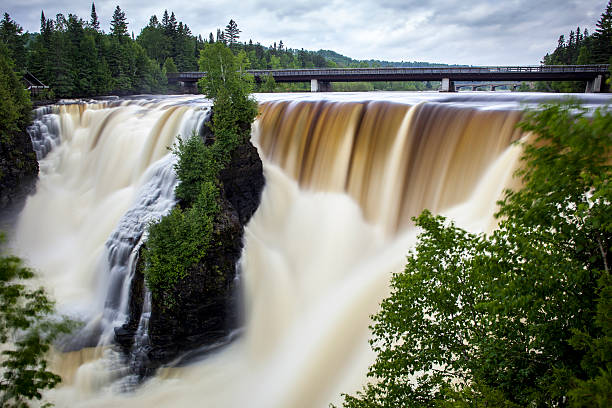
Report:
8,93,608,407
13,97,209,356
27,105,61,160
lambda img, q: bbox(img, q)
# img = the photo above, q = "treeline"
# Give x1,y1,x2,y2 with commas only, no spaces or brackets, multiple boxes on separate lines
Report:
538,0,612,92
1,3,445,97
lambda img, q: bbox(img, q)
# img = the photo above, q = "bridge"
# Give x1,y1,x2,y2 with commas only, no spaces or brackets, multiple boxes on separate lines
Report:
167,65,608,93
453,82,525,91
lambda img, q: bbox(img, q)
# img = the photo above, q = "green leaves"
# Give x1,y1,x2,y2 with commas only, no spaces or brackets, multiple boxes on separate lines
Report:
0,236,75,407
339,103,612,407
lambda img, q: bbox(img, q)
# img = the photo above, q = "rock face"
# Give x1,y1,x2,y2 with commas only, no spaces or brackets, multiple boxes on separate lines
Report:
0,128,38,217
115,138,264,375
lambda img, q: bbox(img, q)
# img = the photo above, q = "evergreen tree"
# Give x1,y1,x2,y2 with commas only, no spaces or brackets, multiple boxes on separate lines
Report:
209,32,214,43
593,0,612,63
224,19,241,45
162,10,170,28
110,6,128,39
163,57,178,73
0,13,27,71
90,2,100,31
216,28,225,44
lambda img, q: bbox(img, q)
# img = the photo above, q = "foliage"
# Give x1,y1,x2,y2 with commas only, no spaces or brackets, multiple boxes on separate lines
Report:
0,13,27,71
0,42,31,145
259,73,277,92
144,42,258,307
338,103,612,407
143,182,218,308
0,236,75,407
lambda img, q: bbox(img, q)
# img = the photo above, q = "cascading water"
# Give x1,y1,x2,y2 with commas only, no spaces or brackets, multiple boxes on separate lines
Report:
8,92,610,407
27,105,62,160
11,97,210,390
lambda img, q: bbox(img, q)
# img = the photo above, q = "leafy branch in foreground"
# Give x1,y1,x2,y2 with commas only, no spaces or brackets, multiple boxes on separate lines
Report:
337,103,612,408
0,236,75,407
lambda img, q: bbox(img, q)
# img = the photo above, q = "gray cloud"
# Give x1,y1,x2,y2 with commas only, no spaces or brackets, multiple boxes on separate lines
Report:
1,0,607,65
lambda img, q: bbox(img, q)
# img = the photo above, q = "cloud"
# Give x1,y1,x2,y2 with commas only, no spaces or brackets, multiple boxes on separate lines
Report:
1,0,607,65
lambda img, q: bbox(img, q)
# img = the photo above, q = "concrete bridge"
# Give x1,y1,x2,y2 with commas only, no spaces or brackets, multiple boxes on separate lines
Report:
167,65,608,93
454,82,524,91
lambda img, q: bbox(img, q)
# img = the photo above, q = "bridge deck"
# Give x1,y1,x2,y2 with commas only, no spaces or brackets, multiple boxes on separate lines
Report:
168,65,608,84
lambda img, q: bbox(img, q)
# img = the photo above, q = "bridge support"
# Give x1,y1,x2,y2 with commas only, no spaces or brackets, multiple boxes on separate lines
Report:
179,81,199,94
585,75,603,93
440,78,455,92
311,79,331,92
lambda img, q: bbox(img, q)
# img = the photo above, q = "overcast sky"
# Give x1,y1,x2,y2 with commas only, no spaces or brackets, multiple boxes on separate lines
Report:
2,0,607,65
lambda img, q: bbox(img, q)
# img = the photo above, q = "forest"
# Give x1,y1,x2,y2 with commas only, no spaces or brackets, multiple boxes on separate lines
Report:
0,3,451,98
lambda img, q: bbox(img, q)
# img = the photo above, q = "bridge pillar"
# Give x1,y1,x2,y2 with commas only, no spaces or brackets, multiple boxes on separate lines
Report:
585,75,603,93
311,79,331,92
440,78,455,92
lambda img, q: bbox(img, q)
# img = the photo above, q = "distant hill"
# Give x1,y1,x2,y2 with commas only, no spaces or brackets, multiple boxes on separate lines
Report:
316,49,465,68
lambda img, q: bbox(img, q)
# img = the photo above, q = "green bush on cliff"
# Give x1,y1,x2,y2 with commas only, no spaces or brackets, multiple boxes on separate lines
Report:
337,103,612,407
144,42,257,307
144,182,218,306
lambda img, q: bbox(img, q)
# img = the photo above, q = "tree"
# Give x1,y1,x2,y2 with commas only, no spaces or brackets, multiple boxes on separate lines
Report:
0,234,75,407
338,103,612,407
110,6,128,39
224,19,240,46
0,13,26,70
162,56,177,73
89,2,100,31
593,0,612,63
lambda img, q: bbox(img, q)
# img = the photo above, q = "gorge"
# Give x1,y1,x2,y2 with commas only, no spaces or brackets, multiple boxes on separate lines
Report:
5,91,611,407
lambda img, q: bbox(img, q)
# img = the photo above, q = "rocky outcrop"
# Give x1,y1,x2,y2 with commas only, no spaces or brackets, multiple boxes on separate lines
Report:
115,138,264,376
0,128,38,217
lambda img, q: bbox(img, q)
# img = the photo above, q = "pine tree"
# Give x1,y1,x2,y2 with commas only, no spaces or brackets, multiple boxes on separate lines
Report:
216,28,225,44
90,2,100,31
593,0,612,63
224,19,240,45
162,10,170,29
209,32,214,43
0,13,27,70
110,6,128,39
169,12,178,33
149,15,159,28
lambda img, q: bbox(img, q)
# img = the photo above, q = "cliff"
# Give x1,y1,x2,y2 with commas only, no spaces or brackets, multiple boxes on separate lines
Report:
115,137,264,376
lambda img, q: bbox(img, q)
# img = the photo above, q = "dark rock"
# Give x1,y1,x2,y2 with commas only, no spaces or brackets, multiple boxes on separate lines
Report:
219,141,265,225
147,194,244,363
